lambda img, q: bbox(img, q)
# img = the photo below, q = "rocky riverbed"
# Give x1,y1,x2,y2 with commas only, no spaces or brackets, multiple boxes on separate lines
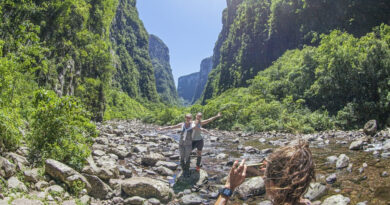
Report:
1,120,389,205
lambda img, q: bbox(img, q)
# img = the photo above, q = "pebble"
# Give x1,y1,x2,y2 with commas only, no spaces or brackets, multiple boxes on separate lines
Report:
326,173,337,184
381,171,389,177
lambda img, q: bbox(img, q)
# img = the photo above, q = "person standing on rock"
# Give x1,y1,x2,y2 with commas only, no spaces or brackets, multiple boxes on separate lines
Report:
159,114,195,176
192,112,222,171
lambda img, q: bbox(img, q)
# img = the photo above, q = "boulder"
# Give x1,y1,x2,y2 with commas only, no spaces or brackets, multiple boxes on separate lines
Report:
155,161,178,170
141,153,165,166
7,176,27,192
322,194,350,205
108,146,131,159
124,196,146,205
82,174,113,199
24,168,41,183
363,120,377,135
155,166,174,176
326,173,337,184
181,194,204,205
349,140,364,150
236,176,265,200
304,183,327,200
45,159,91,193
35,181,49,190
132,145,149,153
0,157,16,179
336,154,349,169
147,198,161,205
122,177,174,203
45,185,65,194
326,156,338,164
3,153,28,170
258,201,273,205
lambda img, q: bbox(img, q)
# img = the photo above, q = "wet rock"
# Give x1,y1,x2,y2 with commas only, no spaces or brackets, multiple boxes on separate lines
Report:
156,161,178,170
383,141,390,150
381,171,389,177
92,150,105,157
119,166,133,178
11,198,43,205
181,194,203,205
336,154,349,169
381,152,390,158
322,194,350,205
122,177,174,203
112,197,124,204
82,174,112,199
108,146,131,159
0,156,16,178
124,196,146,205
257,201,272,205
24,168,41,183
155,166,174,176
148,198,161,205
236,176,265,200
326,173,337,184
132,145,149,153
7,176,27,192
216,153,227,159
349,140,364,150
363,120,377,136
45,159,91,193
142,152,165,166
304,182,327,200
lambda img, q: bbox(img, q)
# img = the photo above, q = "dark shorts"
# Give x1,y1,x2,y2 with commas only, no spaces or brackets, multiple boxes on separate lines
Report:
192,139,204,151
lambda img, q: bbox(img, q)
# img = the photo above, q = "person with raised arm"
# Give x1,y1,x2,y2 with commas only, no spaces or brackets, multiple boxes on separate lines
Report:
192,112,222,171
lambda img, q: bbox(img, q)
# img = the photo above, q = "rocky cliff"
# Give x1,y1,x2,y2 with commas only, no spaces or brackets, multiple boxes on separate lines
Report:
177,72,200,106
202,0,390,104
192,57,213,104
148,35,179,105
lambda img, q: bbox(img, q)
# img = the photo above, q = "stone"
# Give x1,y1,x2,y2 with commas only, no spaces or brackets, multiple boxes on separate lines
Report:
336,154,349,169
381,171,389,177
349,140,364,150
45,185,65,194
148,198,161,205
169,155,180,160
119,167,133,178
363,120,377,135
326,173,337,184
124,196,146,205
35,181,49,190
381,152,390,158
45,159,91,193
155,166,174,176
92,150,105,157
82,174,113,199
216,153,227,159
62,200,77,205
236,176,265,200
3,153,28,171
11,198,43,205
383,141,390,150
181,194,203,205
122,177,174,203
108,146,131,159
155,161,178,170
257,201,272,205
326,156,338,164
321,194,350,205
24,168,41,183
79,195,90,204
356,202,368,205
304,182,327,200
132,145,149,153
7,176,27,192
0,156,16,178
141,152,165,166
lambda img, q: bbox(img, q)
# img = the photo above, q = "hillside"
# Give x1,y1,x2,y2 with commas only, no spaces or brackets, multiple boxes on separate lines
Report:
177,72,200,106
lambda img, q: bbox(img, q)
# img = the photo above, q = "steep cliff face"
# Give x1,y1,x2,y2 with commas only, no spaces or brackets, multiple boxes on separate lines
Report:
148,34,179,105
177,72,200,105
202,0,390,104
110,0,159,102
192,57,213,104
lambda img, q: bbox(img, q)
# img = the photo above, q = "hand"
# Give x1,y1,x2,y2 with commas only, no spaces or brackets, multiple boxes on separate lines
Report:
225,159,247,191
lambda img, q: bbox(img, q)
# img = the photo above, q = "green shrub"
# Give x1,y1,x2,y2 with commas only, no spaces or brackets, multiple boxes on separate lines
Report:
0,108,22,151
28,90,97,170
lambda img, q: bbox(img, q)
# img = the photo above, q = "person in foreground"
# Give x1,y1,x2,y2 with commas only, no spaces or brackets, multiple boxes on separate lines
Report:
192,112,222,171
159,114,195,176
215,140,315,205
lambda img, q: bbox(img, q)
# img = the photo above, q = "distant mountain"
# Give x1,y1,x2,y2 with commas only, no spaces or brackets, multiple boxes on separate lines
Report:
192,57,213,104
177,72,200,106
148,34,179,105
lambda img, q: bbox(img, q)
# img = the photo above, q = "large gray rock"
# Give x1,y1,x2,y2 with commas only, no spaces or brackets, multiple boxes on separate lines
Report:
322,194,350,205
108,146,131,159
349,140,364,150
155,161,178,170
45,159,91,193
124,196,146,205
24,168,41,183
363,120,377,135
181,194,204,205
155,166,174,176
304,182,327,200
11,198,43,205
336,154,349,169
122,177,174,203
141,153,165,166
82,174,112,199
3,153,28,171
236,176,265,199
0,156,16,178
7,176,27,192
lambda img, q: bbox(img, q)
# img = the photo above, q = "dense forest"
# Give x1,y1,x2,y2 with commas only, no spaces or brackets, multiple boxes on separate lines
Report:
1,0,389,181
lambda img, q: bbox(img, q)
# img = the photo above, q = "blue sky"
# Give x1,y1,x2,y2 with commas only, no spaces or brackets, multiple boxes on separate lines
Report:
137,0,227,86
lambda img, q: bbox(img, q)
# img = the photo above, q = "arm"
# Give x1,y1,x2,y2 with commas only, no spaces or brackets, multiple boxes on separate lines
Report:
214,159,247,205
159,123,182,131
200,127,211,135
201,112,222,126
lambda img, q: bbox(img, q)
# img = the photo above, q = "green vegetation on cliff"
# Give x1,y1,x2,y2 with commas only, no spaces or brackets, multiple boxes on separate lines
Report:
202,0,390,103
